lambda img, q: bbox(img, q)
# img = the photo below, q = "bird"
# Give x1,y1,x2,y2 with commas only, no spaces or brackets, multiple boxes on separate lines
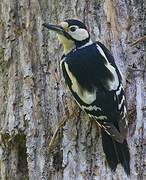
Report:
43,19,130,175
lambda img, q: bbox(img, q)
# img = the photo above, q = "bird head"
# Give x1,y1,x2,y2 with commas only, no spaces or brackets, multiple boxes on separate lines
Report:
43,19,90,54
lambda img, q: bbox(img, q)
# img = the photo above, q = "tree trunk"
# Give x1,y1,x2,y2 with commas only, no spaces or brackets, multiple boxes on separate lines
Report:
0,0,145,179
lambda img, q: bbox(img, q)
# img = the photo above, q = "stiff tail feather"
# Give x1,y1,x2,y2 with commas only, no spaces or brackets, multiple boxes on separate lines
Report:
101,129,130,175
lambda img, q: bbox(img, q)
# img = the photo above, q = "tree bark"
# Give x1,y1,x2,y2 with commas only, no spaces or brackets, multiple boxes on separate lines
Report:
0,0,145,179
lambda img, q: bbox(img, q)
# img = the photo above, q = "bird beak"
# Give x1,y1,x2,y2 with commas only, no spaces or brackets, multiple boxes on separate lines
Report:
42,23,64,34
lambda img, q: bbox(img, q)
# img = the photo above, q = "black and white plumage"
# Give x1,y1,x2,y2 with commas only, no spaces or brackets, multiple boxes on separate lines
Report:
43,19,130,175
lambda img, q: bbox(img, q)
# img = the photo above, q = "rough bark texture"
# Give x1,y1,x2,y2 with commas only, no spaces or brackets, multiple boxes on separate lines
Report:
0,0,145,180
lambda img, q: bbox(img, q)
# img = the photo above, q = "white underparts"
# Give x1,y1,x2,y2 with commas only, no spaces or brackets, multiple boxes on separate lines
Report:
64,62,96,104
96,44,119,90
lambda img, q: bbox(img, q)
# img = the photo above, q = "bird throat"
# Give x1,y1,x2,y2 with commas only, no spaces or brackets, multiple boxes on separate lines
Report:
57,34,75,54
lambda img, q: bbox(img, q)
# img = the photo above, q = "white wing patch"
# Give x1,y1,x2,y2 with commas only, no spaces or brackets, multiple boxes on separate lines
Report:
118,95,125,110
81,105,101,111
116,84,123,96
64,62,96,104
97,115,107,120
89,115,107,120
96,44,119,90
122,105,127,120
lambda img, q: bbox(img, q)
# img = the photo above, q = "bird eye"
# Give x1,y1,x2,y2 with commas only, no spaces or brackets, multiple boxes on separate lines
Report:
69,26,77,32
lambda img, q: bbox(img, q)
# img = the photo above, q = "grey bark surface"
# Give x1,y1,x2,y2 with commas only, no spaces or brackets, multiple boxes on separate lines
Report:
0,0,145,180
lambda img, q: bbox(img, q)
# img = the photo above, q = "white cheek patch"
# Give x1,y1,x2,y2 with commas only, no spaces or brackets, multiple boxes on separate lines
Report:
64,62,96,104
70,28,89,41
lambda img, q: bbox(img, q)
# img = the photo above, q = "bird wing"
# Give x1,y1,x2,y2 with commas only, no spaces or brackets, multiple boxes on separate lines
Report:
62,42,128,142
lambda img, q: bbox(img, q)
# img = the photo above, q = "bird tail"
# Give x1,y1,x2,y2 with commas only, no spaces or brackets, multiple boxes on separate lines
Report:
101,128,130,175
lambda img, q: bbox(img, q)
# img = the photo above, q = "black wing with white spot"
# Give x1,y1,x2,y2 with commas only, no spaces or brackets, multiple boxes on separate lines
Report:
61,42,128,141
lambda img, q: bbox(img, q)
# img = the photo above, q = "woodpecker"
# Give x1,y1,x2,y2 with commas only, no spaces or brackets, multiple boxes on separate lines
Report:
43,19,130,175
